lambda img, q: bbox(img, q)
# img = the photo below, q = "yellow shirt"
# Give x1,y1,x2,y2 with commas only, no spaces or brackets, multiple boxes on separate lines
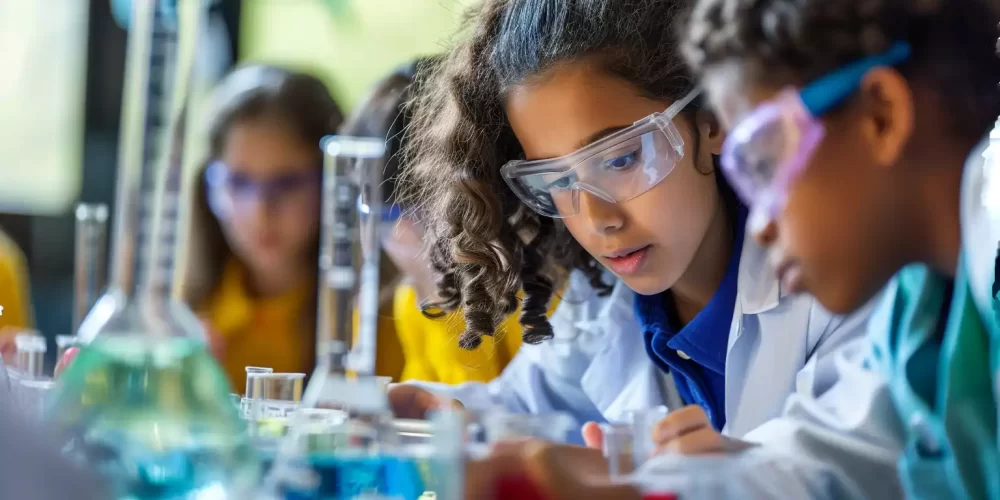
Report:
0,229,32,332
204,259,406,390
203,260,315,391
393,285,560,384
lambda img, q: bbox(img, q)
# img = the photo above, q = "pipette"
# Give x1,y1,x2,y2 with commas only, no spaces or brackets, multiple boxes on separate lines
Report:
73,203,108,336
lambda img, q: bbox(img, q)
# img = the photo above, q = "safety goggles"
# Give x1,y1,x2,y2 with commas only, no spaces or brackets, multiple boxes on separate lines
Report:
204,160,320,220
719,42,912,217
501,89,701,218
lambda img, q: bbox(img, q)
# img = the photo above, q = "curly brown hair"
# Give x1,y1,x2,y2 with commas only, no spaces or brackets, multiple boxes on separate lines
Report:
401,0,727,350
683,0,1000,140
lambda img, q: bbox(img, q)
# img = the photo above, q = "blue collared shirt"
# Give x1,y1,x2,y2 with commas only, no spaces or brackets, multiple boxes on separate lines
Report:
635,207,746,430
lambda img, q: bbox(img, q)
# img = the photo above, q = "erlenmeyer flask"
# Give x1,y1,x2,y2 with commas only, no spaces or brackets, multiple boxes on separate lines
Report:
262,136,464,500
44,0,258,497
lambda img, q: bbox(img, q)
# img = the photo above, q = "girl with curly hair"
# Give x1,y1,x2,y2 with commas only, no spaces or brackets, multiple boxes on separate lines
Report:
391,0,871,450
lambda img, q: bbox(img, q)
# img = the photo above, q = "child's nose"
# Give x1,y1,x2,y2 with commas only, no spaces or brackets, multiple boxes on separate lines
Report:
577,190,624,235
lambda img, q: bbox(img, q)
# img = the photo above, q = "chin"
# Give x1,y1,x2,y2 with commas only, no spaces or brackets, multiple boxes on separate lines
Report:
618,274,672,297
809,282,874,316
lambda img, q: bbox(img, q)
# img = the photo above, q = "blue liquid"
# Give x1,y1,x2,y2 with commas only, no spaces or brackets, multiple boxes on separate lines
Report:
281,455,426,500
47,338,258,499
86,445,250,499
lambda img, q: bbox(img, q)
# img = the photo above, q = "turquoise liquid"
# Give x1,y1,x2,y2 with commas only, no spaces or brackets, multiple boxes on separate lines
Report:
46,337,259,499
279,454,427,500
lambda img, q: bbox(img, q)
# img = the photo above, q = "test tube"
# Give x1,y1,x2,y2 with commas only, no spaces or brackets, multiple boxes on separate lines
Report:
73,203,109,335
624,406,670,466
482,412,575,443
14,333,46,378
601,423,636,477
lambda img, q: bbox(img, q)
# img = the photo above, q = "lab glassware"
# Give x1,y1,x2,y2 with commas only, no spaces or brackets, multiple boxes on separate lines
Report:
44,1,258,497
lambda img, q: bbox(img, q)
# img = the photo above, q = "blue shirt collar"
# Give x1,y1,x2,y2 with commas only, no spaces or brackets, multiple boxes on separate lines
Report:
634,206,747,375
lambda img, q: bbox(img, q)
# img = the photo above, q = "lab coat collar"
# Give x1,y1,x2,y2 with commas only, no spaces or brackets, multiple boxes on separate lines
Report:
737,235,791,315
579,281,666,422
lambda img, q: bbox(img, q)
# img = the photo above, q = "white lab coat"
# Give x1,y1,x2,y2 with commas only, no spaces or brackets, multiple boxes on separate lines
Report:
627,140,1000,500
633,337,904,499
413,236,872,442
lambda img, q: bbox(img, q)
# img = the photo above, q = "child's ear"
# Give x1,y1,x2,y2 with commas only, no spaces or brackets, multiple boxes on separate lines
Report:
695,109,725,156
859,67,914,169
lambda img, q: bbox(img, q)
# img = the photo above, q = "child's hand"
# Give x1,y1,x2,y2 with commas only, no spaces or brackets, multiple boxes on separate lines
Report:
651,406,755,455
466,441,642,500
491,440,607,477
386,384,464,419
582,421,604,448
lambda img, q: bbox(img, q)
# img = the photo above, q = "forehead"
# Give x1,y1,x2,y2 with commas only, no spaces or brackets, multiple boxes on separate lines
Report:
221,119,318,175
504,61,669,160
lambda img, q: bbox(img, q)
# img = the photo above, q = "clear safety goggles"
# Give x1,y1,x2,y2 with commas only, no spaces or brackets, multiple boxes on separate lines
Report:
501,89,701,218
720,42,911,217
204,160,320,220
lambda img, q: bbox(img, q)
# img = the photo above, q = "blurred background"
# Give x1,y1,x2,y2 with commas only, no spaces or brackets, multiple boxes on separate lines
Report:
0,0,473,347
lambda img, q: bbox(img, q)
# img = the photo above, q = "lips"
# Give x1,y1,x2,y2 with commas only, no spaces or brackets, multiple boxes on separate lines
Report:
603,245,651,276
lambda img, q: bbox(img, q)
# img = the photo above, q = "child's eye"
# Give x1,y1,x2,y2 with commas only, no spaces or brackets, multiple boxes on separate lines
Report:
227,174,254,192
602,150,640,171
546,174,575,191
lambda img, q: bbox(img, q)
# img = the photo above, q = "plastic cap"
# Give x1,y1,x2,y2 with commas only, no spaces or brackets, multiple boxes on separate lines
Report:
75,203,109,222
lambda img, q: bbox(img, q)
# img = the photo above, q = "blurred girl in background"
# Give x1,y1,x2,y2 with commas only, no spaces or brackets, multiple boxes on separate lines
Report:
182,65,398,390
344,59,552,384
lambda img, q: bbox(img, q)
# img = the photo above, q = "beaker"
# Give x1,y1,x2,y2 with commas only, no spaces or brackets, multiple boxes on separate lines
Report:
624,406,670,465
14,332,46,378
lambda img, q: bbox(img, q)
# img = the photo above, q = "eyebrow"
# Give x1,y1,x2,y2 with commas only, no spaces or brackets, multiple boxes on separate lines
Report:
573,125,628,151
524,124,632,162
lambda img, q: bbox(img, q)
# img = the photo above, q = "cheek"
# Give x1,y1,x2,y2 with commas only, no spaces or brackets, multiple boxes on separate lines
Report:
559,217,592,252
220,216,255,245
638,162,720,242
777,135,890,308
279,208,319,243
